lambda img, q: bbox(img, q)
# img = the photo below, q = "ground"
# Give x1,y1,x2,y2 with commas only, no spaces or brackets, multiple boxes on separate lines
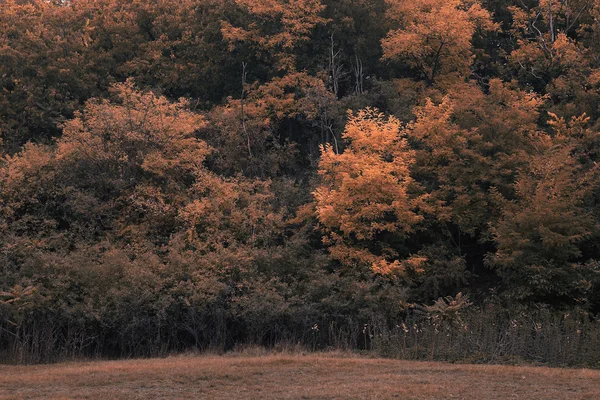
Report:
1,353,599,399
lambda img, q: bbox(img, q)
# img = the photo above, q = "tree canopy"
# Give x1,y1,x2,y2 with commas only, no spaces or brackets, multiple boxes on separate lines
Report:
2,0,600,362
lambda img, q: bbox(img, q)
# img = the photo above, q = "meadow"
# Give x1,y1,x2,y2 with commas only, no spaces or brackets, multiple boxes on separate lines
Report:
1,353,599,399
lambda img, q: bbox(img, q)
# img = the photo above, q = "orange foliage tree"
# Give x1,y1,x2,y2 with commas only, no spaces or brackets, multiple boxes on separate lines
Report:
1,80,283,258
314,108,425,277
221,0,328,71
205,71,336,177
1,80,207,249
382,0,497,85
405,80,544,238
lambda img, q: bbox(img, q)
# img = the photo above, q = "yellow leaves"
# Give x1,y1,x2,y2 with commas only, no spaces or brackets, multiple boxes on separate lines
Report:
234,0,327,45
324,237,380,268
507,5,530,32
547,112,593,153
287,202,316,225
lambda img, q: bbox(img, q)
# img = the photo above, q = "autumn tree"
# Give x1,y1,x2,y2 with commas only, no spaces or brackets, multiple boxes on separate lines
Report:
0,81,288,360
117,0,245,103
306,0,388,97
487,127,599,306
0,80,207,254
0,81,210,360
221,0,328,72
0,0,96,151
382,0,497,85
5,0,600,361
508,1,600,119
314,108,425,277
406,80,543,237
204,71,338,178
1,79,288,266
0,0,249,153
386,79,550,300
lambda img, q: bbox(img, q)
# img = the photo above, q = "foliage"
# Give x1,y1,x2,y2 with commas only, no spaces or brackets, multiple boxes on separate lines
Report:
382,0,498,85
221,0,328,71
2,0,600,363
314,108,425,277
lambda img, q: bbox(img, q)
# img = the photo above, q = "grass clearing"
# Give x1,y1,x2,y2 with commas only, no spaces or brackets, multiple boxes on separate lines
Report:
1,353,599,399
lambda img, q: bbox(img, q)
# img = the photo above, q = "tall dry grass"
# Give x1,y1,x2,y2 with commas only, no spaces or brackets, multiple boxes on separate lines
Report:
2,304,599,367
369,307,600,367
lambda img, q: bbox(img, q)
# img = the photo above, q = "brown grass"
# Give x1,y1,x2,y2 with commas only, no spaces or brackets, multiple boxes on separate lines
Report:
1,352,599,399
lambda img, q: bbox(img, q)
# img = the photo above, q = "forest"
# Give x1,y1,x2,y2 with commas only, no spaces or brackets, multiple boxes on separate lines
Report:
1,0,600,365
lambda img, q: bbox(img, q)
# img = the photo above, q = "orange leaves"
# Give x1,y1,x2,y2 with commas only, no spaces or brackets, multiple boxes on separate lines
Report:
0,284,37,306
221,0,328,70
58,79,208,182
0,79,287,275
241,72,328,121
403,81,548,237
0,143,56,218
233,0,327,42
507,0,595,105
207,71,332,176
0,81,214,250
180,176,283,254
382,0,497,83
314,108,424,276
588,69,600,86
341,108,402,154
372,256,427,277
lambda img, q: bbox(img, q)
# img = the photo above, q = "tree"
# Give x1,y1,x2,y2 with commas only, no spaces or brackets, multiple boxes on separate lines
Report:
204,71,337,178
0,0,249,154
0,0,97,151
314,108,424,277
508,1,600,118
221,0,328,72
382,0,497,85
1,80,208,250
0,80,288,359
487,129,598,306
406,80,543,238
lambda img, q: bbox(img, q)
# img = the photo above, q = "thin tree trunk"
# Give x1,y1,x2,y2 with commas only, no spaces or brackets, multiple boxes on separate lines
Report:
241,62,252,158
548,0,555,43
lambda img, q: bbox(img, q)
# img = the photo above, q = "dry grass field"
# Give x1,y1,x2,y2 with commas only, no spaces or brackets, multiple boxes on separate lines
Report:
1,353,599,399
